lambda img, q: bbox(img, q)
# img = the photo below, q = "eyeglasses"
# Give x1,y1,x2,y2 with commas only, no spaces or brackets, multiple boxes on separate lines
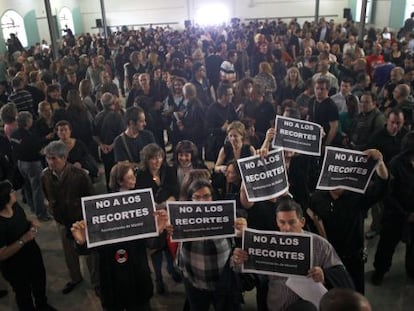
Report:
191,193,212,201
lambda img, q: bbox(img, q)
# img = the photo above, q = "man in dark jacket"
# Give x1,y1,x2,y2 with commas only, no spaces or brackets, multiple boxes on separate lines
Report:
205,82,238,161
372,131,414,285
308,149,389,293
365,108,407,238
41,141,98,295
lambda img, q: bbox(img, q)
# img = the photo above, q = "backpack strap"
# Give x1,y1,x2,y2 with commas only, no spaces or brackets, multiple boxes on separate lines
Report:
121,133,134,162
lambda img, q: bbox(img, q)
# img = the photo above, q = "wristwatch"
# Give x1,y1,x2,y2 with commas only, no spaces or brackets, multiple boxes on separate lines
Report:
17,239,25,247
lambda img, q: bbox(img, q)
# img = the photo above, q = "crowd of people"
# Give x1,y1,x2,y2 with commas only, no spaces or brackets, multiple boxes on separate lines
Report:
1,14,414,311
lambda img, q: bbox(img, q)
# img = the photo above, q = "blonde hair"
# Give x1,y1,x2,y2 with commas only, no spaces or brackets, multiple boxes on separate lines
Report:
259,61,273,75
227,120,246,138
284,66,304,86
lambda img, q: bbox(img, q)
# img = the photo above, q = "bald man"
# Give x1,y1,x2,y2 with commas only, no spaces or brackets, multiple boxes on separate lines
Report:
319,288,372,311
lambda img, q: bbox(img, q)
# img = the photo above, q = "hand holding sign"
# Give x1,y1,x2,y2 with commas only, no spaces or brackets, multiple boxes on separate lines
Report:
235,217,247,237
364,149,388,180
307,266,324,283
166,200,237,242
71,220,87,245
233,247,248,265
272,116,323,156
364,149,383,162
316,147,382,193
81,189,159,247
259,127,276,157
238,149,289,202
154,209,169,233
242,228,313,277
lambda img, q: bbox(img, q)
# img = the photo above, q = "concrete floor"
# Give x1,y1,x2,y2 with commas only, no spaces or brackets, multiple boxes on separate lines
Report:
1,175,414,310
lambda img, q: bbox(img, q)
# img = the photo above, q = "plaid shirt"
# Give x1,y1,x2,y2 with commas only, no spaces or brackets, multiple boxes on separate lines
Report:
178,238,232,290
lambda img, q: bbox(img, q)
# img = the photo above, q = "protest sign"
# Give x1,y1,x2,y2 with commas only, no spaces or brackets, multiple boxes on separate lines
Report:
316,146,377,193
81,189,158,247
272,115,323,156
167,200,236,242
237,148,288,202
242,228,313,277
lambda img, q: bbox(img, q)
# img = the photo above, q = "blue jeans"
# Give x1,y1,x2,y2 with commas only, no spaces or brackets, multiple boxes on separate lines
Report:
17,160,47,217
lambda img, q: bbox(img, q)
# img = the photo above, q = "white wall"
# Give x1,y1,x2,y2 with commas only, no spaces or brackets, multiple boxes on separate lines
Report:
0,0,408,45
79,0,350,32
235,0,349,23
80,0,188,32
0,0,44,17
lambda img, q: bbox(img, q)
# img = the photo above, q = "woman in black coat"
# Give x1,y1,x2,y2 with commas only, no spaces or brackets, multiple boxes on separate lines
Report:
0,180,56,311
71,162,168,310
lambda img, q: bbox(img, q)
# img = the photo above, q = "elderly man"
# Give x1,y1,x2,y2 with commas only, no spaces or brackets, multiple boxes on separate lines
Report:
233,198,353,311
390,84,414,129
41,141,98,295
380,66,405,108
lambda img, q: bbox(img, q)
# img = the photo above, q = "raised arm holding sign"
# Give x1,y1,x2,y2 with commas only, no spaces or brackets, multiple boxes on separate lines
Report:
272,115,323,156
237,148,289,202
309,149,388,294
316,147,385,193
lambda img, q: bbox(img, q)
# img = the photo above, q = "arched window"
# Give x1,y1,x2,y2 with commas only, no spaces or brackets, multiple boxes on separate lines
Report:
1,10,28,48
59,7,75,35
405,0,414,20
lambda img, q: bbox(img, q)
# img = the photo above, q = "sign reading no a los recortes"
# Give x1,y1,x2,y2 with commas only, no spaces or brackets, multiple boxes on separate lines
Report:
316,146,377,194
272,116,323,156
242,228,313,277
237,148,288,202
81,189,158,248
167,200,236,242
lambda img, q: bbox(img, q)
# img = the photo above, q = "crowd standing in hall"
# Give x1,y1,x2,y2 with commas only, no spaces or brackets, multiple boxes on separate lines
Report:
1,13,414,310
